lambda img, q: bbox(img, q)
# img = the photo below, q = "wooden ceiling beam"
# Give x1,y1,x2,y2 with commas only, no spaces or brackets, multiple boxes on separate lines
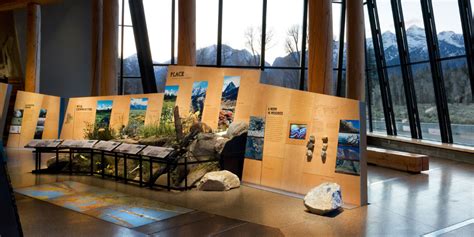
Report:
0,0,60,12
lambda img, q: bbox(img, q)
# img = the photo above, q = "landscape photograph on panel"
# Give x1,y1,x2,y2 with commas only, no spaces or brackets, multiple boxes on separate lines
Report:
34,108,47,139
161,85,179,124
335,120,361,176
9,109,23,134
160,85,179,124
190,81,208,120
129,98,148,127
289,123,307,140
218,76,241,131
245,116,265,160
95,100,113,129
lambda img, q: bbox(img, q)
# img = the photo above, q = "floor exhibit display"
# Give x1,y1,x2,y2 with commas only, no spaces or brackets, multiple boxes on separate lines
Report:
12,65,367,208
6,91,61,148
166,66,367,206
60,93,164,140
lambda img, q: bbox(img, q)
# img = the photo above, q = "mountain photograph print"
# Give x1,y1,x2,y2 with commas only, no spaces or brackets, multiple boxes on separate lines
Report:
289,124,307,140
161,85,179,124
335,120,361,176
34,109,47,139
9,109,23,134
129,98,148,126
189,81,208,121
95,100,113,129
218,76,241,131
245,116,265,160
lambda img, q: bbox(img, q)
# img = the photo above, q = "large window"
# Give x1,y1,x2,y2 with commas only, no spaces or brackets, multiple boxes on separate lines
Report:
118,0,142,94
119,0,474,147
364,0,474,146
196,0,218,65
400,0,441,141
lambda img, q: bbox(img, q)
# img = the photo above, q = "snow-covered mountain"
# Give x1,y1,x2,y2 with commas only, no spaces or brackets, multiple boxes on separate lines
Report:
122,25,466,92
365,25,465,65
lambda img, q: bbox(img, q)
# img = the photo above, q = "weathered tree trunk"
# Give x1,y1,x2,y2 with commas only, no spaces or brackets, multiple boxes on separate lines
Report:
174,105,183,142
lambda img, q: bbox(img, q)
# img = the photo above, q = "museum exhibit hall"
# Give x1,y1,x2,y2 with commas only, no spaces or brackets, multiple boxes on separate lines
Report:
0,0,473,236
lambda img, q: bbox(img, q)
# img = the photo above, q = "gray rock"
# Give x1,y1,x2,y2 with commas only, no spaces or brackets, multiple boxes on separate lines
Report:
214,137,230,154
180,162,219,188
197,170,240,191
187,133,219,161
304,182,343,215
226,122,248,139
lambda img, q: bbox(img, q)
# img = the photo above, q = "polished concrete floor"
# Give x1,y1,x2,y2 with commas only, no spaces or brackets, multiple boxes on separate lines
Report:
6,148,474,236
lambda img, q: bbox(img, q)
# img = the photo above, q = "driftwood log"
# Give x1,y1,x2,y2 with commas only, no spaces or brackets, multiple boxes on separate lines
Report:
174,105,184,142
148,129,199,186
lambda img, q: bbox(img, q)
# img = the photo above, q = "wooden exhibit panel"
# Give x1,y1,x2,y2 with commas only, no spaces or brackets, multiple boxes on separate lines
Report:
60,93,163,140
6,91,61,148
165,66,366,206
242,84,367,206
0,83,12,141
165,66,261,130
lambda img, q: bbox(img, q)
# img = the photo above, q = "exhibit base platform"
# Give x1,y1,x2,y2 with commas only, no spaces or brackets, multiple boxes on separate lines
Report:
243,182,359,210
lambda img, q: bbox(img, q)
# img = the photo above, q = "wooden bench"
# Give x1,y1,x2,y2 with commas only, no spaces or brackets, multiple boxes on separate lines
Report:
367,147,429,173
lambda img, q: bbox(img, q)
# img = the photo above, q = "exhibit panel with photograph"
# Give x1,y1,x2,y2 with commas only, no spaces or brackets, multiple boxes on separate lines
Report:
245,116,266,160
335,120,361,176
165,66,261,130
161,85,179,124
9,109,23,134
218,76,241,131
289,123,307,140
60,94,163,141
7,91,61,148
95,100,113,129
241,84,367,206
129,98,148,127
33,109,47,139
189,81,208,121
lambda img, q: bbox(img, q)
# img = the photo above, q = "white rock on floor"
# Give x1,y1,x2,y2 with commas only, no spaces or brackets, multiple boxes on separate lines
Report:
304,182,343,215
197,170,240,191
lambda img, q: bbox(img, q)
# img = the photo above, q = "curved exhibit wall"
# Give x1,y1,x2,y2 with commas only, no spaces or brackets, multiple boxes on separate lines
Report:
18,65,366,207
60,94,164,140
166,66,367,206
6,91,61,148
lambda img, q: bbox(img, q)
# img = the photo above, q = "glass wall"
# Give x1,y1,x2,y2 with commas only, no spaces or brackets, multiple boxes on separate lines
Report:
400,0,441,141
431,0,473,145
118,0,142,94
118,0,474,147
196,0,218,65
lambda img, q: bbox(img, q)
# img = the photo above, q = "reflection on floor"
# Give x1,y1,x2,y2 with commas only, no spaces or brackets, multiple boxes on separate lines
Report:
16,181,192,228
6,149,474,236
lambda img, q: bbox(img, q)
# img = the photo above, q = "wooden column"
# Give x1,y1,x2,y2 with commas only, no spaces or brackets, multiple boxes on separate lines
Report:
91,0,103,96
25,3,41,93
99,0,118,95
308,0,333,94
178,0,196,66
346,0,365,101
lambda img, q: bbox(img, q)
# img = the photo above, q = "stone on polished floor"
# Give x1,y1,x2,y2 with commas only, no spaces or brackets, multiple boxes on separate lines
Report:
304,182,343,215
197,170,240,191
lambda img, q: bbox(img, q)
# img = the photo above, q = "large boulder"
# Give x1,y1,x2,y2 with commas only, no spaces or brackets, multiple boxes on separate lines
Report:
197,170,240,191
187,133,218,161
180,162,220,188
304,182,343,215
226,122,248,139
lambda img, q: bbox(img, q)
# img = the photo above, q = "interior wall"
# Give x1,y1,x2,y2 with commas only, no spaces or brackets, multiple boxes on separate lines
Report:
14,0,93,97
